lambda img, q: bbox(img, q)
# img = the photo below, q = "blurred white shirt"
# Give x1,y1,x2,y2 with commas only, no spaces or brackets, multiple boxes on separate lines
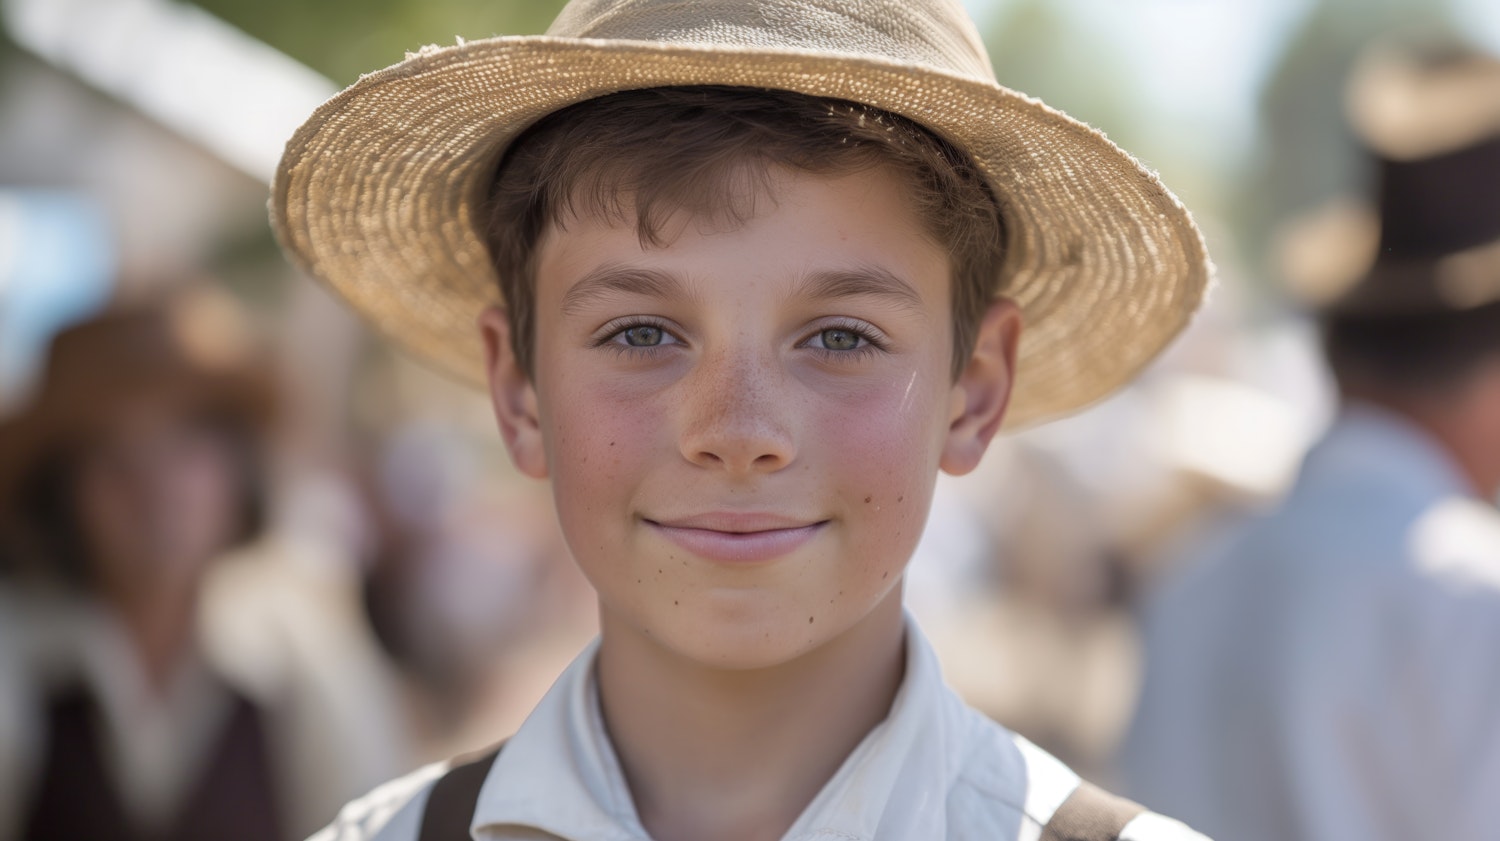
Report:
0,539,410,841
1121,404,1500,841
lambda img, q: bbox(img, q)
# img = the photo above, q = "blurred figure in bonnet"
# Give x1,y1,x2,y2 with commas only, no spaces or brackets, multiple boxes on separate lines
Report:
0,288,390,841
1121,42,1500,841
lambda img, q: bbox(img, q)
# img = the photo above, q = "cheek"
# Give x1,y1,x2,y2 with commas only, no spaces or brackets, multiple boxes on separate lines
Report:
810,369,948,550
176,448,241,541
814,366,948,473
74,470,132,553
540,372,671,525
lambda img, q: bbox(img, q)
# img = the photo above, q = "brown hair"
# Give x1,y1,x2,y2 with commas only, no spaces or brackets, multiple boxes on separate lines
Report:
1323,301,1500,395
484,86,1007,380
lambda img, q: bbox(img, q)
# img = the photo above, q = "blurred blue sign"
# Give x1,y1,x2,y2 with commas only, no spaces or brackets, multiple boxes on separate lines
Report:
0,189,115,411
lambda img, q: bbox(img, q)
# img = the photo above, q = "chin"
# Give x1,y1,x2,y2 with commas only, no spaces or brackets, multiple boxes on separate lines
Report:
645,597,857,672
664,627,825,672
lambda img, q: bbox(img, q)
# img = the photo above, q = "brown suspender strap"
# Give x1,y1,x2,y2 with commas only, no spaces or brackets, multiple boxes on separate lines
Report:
416,744,505,841
1039,780,1147,841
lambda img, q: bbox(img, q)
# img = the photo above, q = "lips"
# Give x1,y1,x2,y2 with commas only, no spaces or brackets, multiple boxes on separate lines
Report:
645,513,826,563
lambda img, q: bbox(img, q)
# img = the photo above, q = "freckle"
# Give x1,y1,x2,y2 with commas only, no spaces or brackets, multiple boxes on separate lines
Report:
674,600,679,606
897,495,904,503
808,616,815,623
609,441,615,447
882,571,889,579
864,496,872,504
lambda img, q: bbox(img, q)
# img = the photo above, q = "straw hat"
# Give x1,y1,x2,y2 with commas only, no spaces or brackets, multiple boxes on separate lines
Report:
1278,42,1500,315
271,0,1211,427
0,290,276,518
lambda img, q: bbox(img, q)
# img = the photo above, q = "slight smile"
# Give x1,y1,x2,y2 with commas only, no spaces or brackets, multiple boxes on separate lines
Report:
645,514,828,564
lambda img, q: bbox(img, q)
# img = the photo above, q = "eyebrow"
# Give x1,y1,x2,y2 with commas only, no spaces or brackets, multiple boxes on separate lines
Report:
560,265,692,315
795,266,925,314
558,263,925,315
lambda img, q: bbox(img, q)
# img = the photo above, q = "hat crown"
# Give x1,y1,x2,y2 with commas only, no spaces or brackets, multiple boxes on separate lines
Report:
34,293,265,412
546,0,996,83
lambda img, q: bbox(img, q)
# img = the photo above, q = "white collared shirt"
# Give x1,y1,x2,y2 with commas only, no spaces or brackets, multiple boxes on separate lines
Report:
1121,405,1500,841
313,618,1205,841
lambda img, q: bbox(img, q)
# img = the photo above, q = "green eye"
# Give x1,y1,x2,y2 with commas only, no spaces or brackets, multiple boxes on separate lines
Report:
623,325,665,346
820,328,863,351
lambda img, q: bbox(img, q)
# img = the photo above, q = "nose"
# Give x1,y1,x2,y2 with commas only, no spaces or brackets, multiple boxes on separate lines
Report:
678,350,797,475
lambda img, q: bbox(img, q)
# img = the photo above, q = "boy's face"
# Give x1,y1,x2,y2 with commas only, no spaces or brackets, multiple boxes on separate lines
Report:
483,165,1018,670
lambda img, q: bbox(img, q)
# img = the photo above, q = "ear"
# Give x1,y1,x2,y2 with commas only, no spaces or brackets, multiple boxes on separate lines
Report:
940,298,1022,476
478,306,548,479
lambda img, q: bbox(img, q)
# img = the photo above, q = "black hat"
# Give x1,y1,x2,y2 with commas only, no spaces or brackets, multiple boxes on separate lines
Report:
1277,42,1500,315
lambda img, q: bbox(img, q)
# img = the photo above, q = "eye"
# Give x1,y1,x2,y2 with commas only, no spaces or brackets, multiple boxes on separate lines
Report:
797,319,888,361
621,325,667,347
815,327,865,351
594,318,683,352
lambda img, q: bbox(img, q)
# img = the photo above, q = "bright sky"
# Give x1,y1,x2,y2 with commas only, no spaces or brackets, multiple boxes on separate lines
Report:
1454,0,1500,54
964,0,1500,166
962,0,1312,165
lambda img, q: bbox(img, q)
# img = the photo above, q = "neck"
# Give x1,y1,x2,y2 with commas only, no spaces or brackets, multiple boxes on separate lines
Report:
597,592,906,841
107,581,201,695
1346,392,1500,500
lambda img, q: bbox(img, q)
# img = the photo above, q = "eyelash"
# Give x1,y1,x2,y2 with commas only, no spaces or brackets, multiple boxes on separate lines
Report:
590,317,889,361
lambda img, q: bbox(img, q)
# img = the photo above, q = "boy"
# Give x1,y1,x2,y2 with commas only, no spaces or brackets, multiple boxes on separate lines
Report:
273,1,1212,839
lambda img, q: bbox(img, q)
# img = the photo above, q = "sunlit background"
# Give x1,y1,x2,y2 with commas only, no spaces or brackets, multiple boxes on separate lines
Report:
1,0,1497,837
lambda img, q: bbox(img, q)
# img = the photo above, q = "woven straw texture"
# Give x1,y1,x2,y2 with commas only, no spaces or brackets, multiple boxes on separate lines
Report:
272,0,1211,428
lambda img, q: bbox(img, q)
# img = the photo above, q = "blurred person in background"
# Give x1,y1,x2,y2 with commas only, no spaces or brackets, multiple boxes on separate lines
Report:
1120,42,1500,841
358,417,593,758
0,288,403,841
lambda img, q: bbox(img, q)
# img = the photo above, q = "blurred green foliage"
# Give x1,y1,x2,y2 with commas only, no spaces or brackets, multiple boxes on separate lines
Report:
186,0,569,85
982,0,1146,166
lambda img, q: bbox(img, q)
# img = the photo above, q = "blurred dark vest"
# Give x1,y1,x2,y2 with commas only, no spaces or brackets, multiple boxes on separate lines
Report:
20,680,286,841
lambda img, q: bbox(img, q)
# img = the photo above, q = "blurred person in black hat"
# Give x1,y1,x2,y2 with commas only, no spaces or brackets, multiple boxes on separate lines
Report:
1119,42,1500,841
0,288,397,841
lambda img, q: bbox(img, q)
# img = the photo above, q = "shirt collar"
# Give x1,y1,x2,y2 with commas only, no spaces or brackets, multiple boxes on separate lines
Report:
472,615,964,841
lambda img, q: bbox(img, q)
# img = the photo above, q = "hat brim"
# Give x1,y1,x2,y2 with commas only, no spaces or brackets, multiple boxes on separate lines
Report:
272,37,1210,428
